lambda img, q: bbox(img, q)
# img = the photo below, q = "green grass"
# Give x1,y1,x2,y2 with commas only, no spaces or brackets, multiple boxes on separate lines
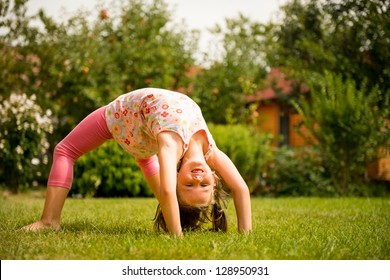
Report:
1,194,389,260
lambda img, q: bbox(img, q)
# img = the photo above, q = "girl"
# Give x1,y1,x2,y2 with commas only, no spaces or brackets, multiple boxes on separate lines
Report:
23,88,252,236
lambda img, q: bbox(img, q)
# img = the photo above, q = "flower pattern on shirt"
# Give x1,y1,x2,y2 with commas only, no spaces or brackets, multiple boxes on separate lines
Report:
105,88,215,159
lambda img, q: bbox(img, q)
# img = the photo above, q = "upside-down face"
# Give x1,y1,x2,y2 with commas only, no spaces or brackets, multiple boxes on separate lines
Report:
176,158,216,207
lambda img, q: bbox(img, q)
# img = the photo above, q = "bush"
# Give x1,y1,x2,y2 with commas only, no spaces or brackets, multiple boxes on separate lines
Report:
208,124,274,192
72,141,151,197
0,93,53,192
262,146,334,197
293,72,389,195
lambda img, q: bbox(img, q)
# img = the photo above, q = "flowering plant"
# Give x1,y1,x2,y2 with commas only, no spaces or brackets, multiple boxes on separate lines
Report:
0,93,53,192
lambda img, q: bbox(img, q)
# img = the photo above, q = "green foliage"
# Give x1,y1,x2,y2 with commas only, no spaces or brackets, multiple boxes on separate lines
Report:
208,124,274,191
192,15,267,124
262,147,334,197
0,93,53,192
72,141,152,197
323,0,390,93
2,196,390,259
293,72,389,195
1,0,197,142
264,0,390,95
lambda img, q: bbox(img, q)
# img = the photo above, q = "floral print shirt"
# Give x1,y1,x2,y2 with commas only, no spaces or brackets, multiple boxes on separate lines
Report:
105,88,215,159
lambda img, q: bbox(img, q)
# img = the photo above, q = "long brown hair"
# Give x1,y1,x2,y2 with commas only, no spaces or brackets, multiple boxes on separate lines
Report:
153,173,229,232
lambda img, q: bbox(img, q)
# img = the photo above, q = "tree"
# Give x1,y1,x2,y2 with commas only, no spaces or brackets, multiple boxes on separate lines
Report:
192,14,267,124
293,72,389,195
1,0,197,142
264,0,390,95
323,0,390,94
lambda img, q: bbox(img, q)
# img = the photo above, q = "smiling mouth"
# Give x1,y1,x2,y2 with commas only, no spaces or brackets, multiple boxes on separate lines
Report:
191,169,204,174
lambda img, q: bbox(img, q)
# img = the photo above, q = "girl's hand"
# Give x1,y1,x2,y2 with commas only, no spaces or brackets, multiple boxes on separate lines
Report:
157,132,183,236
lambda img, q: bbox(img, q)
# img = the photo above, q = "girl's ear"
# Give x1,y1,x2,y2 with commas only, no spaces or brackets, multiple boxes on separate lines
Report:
212,171,218,186
209,191,216,205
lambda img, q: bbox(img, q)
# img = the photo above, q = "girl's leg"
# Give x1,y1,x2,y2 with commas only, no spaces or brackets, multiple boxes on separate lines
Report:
136,156,160,199
24,106,112,231
24,186,70,231
48,106,112,188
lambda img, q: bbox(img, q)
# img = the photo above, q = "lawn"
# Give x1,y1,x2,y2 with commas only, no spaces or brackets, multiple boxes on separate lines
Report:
0,194,389,260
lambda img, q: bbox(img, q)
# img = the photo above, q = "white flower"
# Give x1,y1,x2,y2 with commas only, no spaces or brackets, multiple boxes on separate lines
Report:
1,92,54,173
15,145,24,154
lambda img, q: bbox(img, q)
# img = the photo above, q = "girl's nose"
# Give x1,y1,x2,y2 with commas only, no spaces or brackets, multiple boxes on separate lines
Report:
193,175,202,182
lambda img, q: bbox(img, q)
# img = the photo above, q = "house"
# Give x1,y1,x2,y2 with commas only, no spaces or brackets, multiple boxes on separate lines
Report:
246,68,311,147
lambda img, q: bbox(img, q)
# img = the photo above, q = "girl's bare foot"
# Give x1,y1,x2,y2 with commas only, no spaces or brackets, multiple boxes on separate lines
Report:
22,220,60,232
22,186,69,232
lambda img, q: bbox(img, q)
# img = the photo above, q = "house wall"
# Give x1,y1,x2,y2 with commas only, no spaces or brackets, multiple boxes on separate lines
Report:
367,147,390,181
289,113,317,147
257,103,313,147
256,102,279,147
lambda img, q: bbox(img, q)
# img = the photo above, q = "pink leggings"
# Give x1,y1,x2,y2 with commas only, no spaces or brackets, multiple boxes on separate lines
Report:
48,106,159,189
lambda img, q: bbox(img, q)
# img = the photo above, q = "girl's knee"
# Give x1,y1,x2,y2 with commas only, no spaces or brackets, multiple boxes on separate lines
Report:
136,156,160,177
53,140,79,161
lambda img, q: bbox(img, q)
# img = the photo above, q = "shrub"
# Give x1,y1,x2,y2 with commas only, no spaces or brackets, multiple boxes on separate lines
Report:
262,146,334,197
72,141,151,197
293,72,389,195
208,124,274,192
0,93,53,192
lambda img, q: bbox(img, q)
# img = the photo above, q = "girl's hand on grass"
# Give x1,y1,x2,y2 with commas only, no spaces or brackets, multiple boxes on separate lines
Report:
22,220,60,232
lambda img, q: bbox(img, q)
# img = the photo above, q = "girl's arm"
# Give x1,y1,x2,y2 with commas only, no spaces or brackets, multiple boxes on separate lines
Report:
211,148,252,233
157,132,183,236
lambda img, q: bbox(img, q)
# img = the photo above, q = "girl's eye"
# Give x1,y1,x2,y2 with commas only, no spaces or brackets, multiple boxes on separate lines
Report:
201,184,209,187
